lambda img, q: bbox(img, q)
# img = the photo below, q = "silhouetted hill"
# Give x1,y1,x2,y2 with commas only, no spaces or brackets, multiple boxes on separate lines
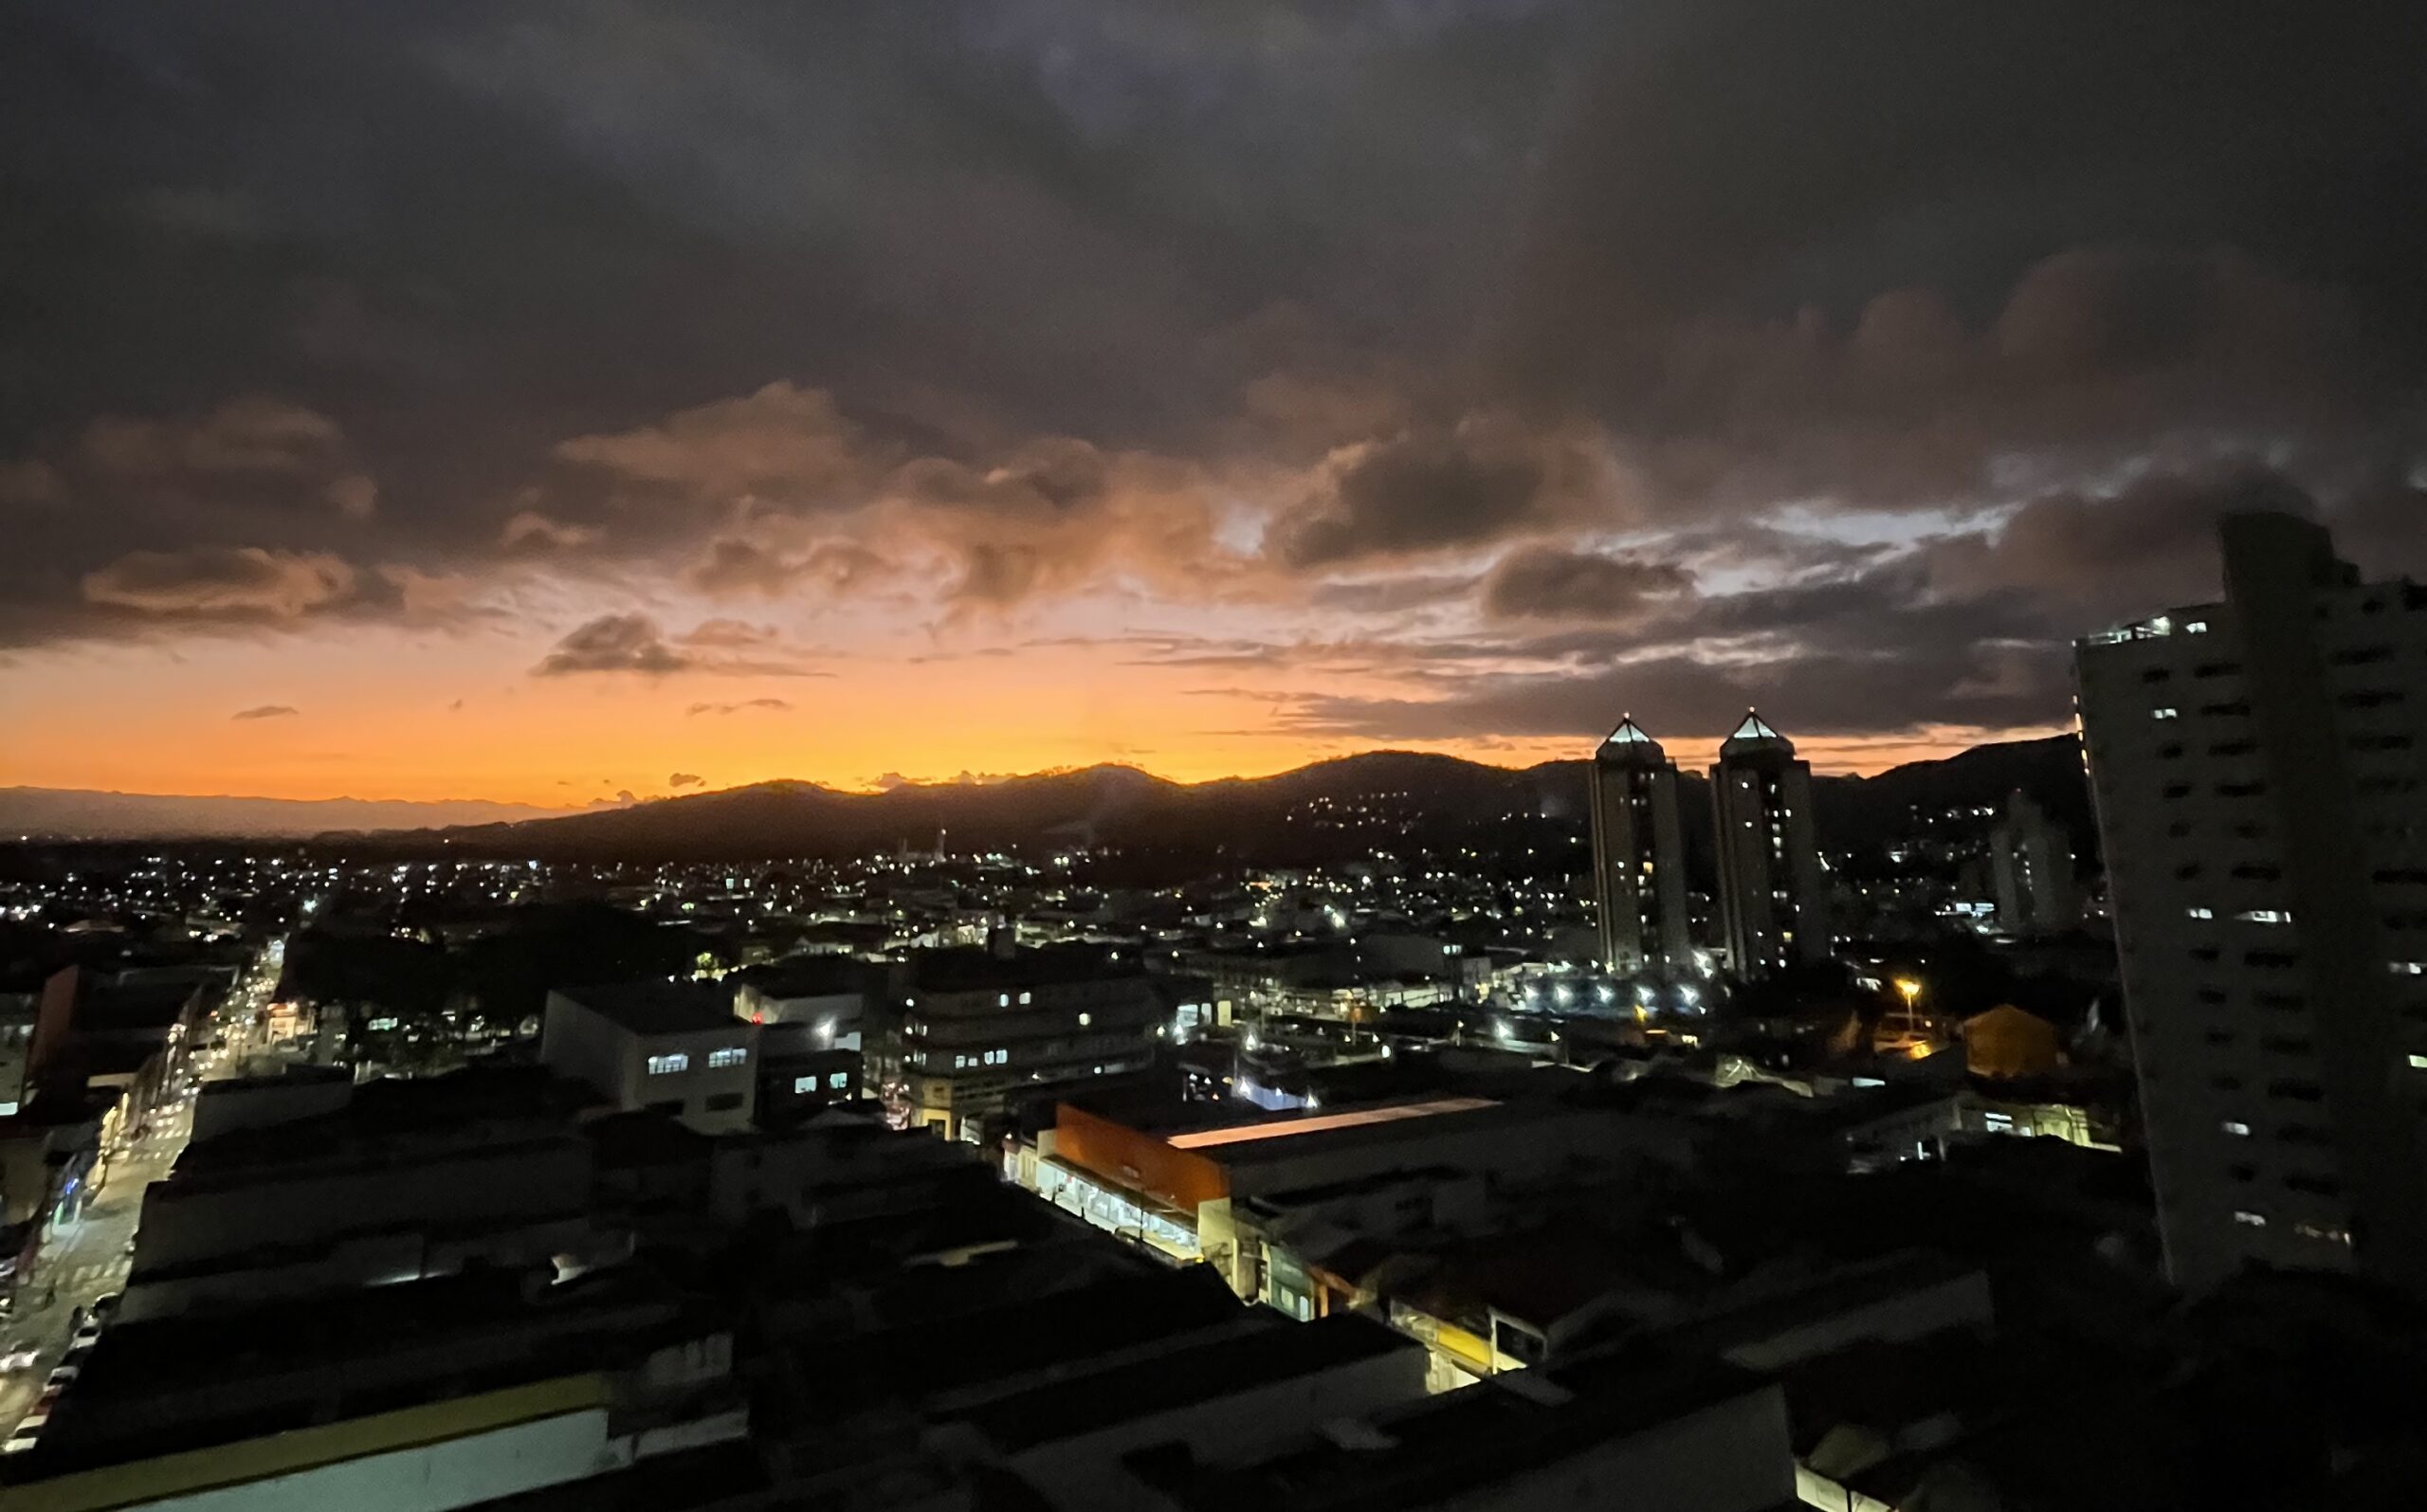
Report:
0,787,567,841
382,735,2087,867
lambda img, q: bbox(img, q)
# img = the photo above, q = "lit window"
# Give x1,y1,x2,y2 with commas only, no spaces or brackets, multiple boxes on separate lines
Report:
1018,991,1032,1005
2183,621,2209,634
2236,909,2291,925
2153,708,2180,720
2232,1210,2267,1228
2392,962,2427,976
2408,1055,2427,1071
1077,1011,1091,1028
998,993,1010,1007
707,1047,747,1069
2186,907,2214,920
793,1074,816,1095
646,1052,689,1075
367,1015,399,1031
2221,1120,2252,1137
829,1071,849,1090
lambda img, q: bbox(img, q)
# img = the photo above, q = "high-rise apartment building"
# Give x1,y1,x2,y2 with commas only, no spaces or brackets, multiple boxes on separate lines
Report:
1586,716,1690,975
1989,790,2080,936
1709,713,1827,978
2078,512,2427,1295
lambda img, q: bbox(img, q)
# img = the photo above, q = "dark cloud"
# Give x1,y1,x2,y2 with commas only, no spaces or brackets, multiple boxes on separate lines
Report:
1278,644,2068,747
1489,3,2427,514
230,703,299,721
668,772,703,789
1481,547,1692,623
3,0,2421,768
531,614,690,677
82,546,359,621
1922,467,2313,627
1269,419,1597,568
684,538,897,598
688,698,794,716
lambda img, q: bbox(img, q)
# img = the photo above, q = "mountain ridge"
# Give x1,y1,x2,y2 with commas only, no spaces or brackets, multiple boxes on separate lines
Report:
1,738,2089,858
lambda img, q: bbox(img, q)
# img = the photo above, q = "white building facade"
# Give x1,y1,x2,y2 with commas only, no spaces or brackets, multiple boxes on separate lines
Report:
1709,713,1828,978
2078,511,2427,1295
1586,716,1692,975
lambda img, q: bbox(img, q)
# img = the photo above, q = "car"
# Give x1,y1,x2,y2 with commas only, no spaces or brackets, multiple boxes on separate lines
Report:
1,1430,37,1454
45,1364,76,1388
0,1343,35,1372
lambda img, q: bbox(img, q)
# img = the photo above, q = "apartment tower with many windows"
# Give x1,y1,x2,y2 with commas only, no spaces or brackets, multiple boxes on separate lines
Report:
1587,716,1691,975
1709,712,1828,979
2077,512,2427,1295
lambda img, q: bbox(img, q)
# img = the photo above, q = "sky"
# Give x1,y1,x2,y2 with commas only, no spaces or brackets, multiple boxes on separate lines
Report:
3,2,2422,807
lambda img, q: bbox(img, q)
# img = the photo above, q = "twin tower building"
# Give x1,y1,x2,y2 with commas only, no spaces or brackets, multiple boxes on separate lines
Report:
1587,712,1828,981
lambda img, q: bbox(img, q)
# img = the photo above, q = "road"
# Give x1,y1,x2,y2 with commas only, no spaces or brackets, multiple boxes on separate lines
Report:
0,1094,198,1433
0,938,277,1436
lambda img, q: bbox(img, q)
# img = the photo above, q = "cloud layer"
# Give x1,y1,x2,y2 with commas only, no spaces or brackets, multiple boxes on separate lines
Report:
4,1,2422,768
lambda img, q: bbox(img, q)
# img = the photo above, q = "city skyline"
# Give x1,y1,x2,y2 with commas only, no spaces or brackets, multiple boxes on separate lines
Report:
7,5,2425,805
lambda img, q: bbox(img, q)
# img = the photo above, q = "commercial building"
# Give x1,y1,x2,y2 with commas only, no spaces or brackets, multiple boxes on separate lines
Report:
2077,511,2427,1294
123,1066,616,1320
0,1266,743,1510
1989,789,2080,935
1027,1092,1685,1293
729,956,883,1047
541,982,757,1134
891,944,1162,1140
1709,712,1828,978
1586,716,1691,976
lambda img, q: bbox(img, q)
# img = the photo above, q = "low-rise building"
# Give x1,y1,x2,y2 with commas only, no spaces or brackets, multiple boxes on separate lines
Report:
541,982,757,1133
124,1066,618,1320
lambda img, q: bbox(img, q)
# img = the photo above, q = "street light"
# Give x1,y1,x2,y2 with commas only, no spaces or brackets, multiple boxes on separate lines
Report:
1894,977,1924,1010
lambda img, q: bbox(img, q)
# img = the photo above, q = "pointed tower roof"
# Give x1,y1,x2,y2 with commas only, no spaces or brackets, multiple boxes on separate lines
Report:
1719,708,1795,757
1595,713,1670,766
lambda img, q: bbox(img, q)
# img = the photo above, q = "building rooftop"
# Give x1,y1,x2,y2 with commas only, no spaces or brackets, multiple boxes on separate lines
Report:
906,943,1144,993
1130,1346,1779,1512
1595,715,1670,766
1165,1096,1498,1152
165,1065,588,1185
1720,710,1796,757
955,1311,1415,1454
789,1264,1246,1422
730,956,883,999
12,1266,713,1478
554,980,740,1036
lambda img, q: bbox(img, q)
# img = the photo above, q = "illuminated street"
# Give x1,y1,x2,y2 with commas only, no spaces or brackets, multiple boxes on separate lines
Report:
0,943,270,1441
